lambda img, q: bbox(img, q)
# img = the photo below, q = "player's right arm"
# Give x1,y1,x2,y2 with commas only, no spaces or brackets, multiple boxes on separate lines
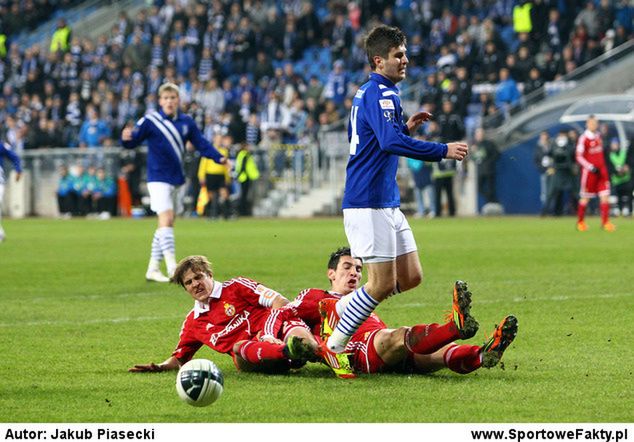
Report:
128,356,181,372
575,134,598,173
120,117,149,149
129,311,202,373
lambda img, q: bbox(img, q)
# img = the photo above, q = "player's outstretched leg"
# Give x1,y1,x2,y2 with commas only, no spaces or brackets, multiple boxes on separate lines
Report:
317,300,356,378
405,281,479,355
481,315,518,368
449,280,479,339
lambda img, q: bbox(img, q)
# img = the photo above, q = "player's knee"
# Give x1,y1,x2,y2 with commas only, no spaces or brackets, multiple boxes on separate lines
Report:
380,327,408,351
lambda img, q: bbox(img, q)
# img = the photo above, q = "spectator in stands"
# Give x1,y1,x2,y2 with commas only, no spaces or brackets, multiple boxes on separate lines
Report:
419,73,442,115
608,138,632,217
523,67,545,101
472,127,499,206
494,67,521,116
543,129,577,216
50,18,72,54
534,130,552,211
433,157,457,217
322,60,348,107
57,164,75,219
480,40,504,83
198,134,232,220
78,105,111,148
235,141,261,217
407,157,435,219
93,167,117,219
575,1,600,39
123,32,151,73
437,100,465,143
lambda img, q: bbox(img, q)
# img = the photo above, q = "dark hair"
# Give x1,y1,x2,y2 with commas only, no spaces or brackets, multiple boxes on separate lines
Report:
328,247,352,270
365,25,407,70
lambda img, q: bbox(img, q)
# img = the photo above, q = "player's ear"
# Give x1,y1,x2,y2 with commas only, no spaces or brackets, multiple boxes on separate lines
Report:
327,268,336,282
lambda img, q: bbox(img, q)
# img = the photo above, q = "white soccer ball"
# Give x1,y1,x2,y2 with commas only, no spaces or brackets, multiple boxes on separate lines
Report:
175,359,224,407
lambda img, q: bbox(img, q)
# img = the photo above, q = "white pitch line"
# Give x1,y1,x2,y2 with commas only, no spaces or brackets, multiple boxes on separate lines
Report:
24,291,170,303
397,292,632,309
0,314,184,328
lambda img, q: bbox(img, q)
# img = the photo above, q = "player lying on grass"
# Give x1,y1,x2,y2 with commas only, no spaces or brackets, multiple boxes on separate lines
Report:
285,247,518,375
129,255,352,376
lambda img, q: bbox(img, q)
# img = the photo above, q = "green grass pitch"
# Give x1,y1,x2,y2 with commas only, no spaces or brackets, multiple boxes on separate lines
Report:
0,216,632,422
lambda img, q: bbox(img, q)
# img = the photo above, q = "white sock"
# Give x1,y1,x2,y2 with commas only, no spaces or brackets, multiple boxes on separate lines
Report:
327,286,379,352
157,227,176,276
148,231,163,272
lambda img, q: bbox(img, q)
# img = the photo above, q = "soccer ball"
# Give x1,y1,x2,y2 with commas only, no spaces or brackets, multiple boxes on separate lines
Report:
175,359,224,407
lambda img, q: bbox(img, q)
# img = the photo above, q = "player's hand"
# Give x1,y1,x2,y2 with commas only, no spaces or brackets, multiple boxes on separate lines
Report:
406,111,433,133
14,172,22,182
128,363,163,373
258,334,284,345
445,142,469,161
121,127,134,141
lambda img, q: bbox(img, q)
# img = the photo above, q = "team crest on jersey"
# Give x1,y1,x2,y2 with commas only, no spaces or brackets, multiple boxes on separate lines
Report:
224,303,236,317
379,99,395,110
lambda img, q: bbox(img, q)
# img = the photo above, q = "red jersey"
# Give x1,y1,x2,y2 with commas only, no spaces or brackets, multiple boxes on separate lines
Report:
288,288,387,342
576,129,611,197
172,277,287,361
576,129,606,172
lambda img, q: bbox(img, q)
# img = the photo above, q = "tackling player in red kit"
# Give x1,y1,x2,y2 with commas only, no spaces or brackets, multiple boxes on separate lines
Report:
286,247,518,375
129,255,349,375
575,115,615,232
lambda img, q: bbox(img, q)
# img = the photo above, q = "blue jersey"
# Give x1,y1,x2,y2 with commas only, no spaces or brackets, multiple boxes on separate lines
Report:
0,142,22,186
121,109,223,186
342,73,448,209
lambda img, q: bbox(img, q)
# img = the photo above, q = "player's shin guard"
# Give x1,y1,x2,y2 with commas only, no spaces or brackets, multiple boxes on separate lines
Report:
443,344,482,374
577,201,587,223
404,323,461,355
236,341,286,364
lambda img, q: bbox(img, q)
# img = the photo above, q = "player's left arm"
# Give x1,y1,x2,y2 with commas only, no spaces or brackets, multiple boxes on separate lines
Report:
188,120,227,164
406,111,433,133
370,97,449,161
128,356,181,373
1,143,22,180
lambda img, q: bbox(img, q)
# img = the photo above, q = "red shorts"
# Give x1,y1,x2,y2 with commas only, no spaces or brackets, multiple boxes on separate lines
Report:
347,329,415,374
580,167,610,198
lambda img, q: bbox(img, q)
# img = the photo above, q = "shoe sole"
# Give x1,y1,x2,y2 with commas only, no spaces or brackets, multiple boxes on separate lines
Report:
482,315,518,368
454,281,479,339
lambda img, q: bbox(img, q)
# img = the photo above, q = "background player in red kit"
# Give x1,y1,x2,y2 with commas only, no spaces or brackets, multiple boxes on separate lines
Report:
575,115,615,232
287,247,518,375
129,255,327,374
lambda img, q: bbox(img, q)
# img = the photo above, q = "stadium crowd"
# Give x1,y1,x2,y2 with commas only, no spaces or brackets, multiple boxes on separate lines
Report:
0,0,633,216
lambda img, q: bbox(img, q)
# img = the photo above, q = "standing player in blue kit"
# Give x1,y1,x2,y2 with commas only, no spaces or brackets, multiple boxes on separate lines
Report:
121,83,227,282
322,26,470,353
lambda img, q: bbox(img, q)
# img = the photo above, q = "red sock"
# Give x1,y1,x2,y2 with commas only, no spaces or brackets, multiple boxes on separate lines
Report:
443,344,482,374
236,341,286,364
577,201,587,223
405,322,460,355
600,202,609,225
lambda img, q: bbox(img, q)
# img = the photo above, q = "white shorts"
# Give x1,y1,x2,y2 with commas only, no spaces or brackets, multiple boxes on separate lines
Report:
147,182,178,214
343,208,418,263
